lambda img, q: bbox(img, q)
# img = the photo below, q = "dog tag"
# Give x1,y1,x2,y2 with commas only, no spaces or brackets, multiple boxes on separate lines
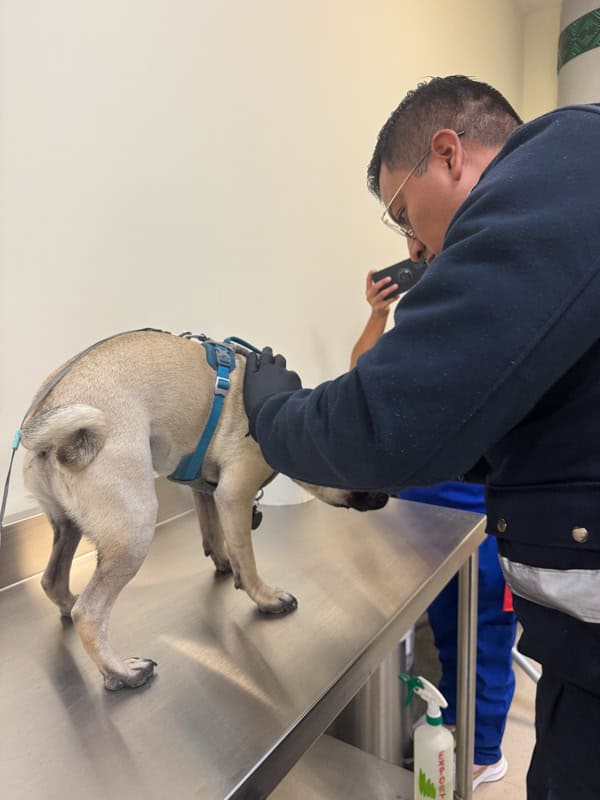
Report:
251,504,263,530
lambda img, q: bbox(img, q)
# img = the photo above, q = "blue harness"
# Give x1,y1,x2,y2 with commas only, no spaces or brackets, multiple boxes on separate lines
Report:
167,334,260,493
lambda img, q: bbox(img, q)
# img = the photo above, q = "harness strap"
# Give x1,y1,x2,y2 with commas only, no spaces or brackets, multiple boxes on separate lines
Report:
168,342,236,485
223,336,261,354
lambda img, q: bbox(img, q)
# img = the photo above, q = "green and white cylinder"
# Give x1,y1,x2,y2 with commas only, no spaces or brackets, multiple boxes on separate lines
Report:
558,1,600,103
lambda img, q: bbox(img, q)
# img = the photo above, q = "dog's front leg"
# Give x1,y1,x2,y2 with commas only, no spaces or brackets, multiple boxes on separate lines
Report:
192,490,232,574
213,483,297,614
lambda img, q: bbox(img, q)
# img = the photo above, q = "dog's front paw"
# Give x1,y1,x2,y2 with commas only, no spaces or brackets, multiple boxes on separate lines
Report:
257,589,298,615
103,657,157,691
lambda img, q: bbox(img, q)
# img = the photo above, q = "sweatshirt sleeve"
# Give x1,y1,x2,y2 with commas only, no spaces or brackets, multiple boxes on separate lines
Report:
253,107,600,490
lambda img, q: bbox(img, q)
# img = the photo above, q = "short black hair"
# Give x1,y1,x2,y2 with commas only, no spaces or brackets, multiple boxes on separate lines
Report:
367,75,523,198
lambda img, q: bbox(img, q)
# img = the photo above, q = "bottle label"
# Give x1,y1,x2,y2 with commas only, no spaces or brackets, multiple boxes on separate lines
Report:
438,749,450,799
417,768,436,798
417,751,450,799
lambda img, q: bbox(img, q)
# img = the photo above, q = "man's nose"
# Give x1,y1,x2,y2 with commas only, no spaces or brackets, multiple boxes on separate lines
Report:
408,236,426,262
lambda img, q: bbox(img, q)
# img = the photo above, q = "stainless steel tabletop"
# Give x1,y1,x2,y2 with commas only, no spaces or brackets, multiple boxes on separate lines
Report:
0,497,485,800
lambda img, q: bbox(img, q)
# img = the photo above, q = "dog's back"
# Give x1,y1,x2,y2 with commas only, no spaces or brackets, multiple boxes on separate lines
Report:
22,331,248,482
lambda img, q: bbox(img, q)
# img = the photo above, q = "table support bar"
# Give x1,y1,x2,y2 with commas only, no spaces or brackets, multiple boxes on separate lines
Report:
455,550,478,800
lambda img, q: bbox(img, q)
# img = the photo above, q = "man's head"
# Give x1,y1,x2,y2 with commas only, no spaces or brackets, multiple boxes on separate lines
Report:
368,76,522,261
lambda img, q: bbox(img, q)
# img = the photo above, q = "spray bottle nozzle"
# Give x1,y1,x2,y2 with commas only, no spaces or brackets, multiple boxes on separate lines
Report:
398,672,425,707
399,672,448,724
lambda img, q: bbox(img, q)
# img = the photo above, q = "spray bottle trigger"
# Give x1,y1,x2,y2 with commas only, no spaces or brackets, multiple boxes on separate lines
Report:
398,672,424,707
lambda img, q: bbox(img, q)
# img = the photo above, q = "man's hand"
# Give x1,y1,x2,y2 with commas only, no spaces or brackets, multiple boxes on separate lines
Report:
243,347,302,437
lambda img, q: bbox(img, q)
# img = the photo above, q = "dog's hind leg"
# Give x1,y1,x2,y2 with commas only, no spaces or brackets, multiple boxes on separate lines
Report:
213,478,297,614
23,452,82,616
42,516,82,617
72,515,158,690
192,490,231,574
69,457,159,690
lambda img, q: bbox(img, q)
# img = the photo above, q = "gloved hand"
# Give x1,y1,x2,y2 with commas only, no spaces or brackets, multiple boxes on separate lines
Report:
243,346,302,437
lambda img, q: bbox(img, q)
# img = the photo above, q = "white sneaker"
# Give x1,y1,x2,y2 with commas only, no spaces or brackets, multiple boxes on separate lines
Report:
472,755,508,790
412,717,507,790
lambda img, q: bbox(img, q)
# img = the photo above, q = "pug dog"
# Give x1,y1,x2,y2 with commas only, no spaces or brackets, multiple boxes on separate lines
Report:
20,330,387,690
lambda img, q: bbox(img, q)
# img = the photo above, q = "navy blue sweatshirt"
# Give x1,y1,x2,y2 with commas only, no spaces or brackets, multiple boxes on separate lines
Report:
254,105,600,555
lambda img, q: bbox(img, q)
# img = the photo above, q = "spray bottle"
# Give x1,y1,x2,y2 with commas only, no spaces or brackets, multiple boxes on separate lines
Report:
399,673,454,800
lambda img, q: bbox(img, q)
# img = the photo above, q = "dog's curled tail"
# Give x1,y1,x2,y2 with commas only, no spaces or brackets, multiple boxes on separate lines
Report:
20,404,107,470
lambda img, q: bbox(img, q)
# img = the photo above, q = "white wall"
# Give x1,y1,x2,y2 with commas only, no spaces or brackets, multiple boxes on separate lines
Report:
1,0,527,517
522,2,561,120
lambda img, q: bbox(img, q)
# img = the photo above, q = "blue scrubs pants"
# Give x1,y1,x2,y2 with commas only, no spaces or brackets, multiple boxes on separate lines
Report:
398,482,517,765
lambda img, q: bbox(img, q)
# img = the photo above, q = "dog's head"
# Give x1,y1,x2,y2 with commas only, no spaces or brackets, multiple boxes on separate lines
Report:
296,482,389,512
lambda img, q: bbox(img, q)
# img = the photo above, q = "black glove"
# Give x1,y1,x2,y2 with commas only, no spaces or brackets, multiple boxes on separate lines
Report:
243,346,302,438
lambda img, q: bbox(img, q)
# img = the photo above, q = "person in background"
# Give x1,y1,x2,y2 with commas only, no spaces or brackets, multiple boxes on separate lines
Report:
244,76,600,799
351,268,517,790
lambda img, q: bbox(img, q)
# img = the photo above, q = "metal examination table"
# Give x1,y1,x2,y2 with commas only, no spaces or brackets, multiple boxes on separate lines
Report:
0,495,485,799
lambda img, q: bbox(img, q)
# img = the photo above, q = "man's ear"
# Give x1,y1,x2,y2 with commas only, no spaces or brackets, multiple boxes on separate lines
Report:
430,129,464,180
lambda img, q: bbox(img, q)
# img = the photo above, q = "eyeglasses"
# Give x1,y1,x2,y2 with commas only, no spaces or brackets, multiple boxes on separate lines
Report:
381,131,465,238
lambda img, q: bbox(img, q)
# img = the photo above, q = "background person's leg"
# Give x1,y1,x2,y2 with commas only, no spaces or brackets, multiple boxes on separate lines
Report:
399,484,516,767
428,536,517,765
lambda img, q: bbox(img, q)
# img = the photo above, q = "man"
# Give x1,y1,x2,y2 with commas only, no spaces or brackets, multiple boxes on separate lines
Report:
244,76,600,799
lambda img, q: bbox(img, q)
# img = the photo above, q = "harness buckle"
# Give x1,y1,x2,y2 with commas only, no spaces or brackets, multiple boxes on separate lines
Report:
214,345,233,367
215,374,230,396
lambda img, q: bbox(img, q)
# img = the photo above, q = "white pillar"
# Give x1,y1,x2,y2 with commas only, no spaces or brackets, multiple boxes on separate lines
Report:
558,1,600,104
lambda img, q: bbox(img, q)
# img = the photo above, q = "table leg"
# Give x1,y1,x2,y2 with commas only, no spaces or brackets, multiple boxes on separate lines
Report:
455,551,478,800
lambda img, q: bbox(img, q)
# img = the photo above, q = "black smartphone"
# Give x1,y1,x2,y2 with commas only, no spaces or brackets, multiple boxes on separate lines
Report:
371,258,427,299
